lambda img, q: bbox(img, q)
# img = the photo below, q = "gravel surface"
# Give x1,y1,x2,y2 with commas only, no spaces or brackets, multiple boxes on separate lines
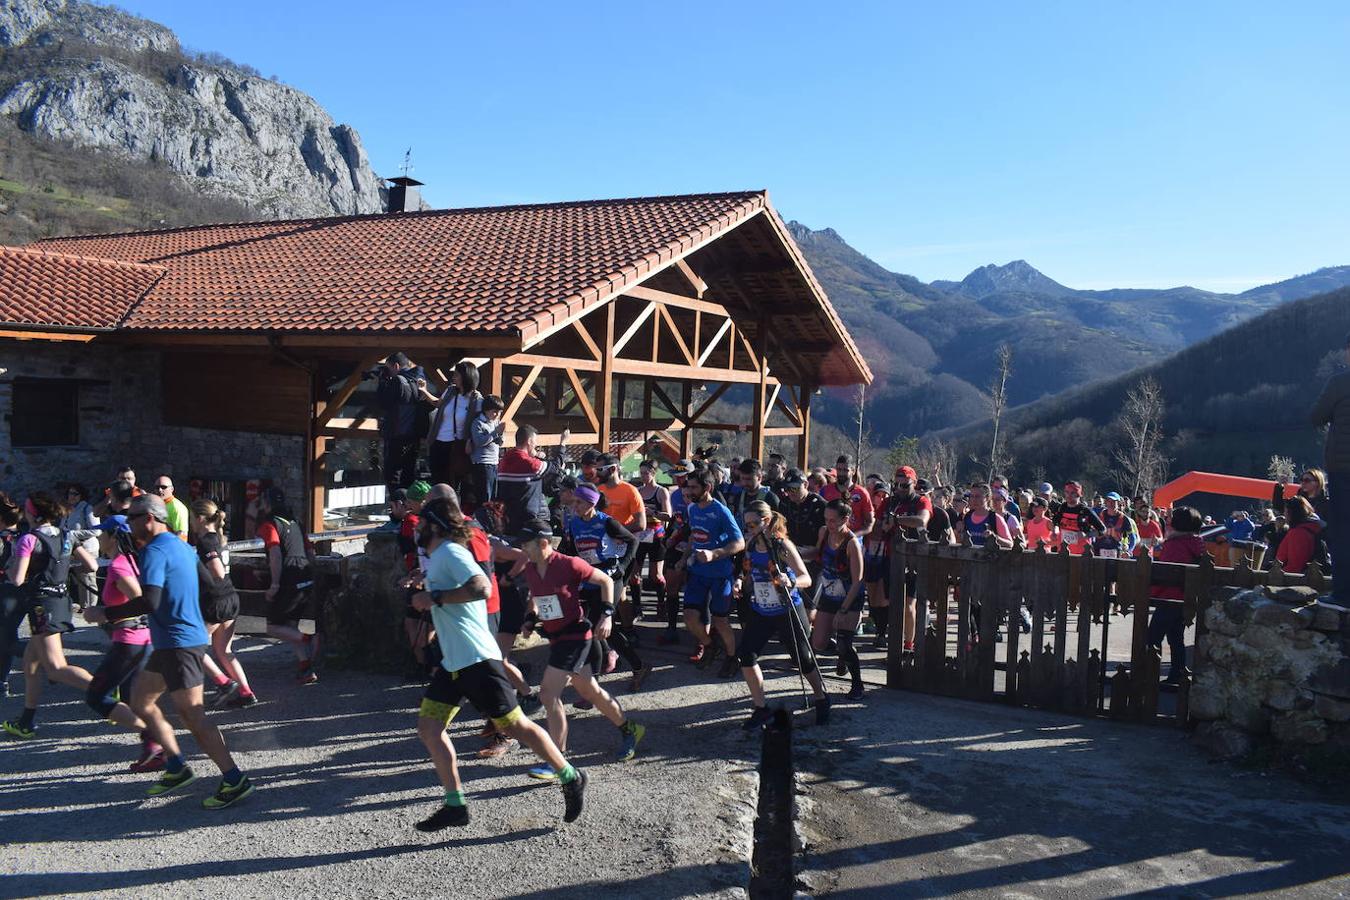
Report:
794,687,1350,898
0,621,829,899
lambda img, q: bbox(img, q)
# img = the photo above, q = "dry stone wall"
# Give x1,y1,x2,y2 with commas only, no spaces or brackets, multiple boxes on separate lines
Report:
1190,586,1350,765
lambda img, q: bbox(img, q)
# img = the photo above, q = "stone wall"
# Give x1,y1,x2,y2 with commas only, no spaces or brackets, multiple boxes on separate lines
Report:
0,338,303,507
1190,586,1350,765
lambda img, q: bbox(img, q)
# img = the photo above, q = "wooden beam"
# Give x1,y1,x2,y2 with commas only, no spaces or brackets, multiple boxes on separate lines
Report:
762,383,781,428
572,320,602,361
508,353,602,372
680,381,694,458
649,381,689,424
502,365,544,424
697,317,733,366
598,302,616,451
775,388,802,427
0,329,98,342
625,285,732,318
322,417,380,432
675,258,708,299
613,358,775,384
488,357,504,398
689,382,732,424
764,426,805,437
656,304,696,366
738,327,762,373
693,310,702,363
563,367,600,432
306,370,324,533
612,302,657,356
318,426,384,439
314,353,382,429
750,317,769,460
798,385,812,469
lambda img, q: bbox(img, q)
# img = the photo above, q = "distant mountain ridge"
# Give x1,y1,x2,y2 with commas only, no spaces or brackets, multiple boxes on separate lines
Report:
788,222,1350,445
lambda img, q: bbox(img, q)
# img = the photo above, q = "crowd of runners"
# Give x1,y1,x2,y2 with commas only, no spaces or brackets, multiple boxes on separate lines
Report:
1,356,1338,831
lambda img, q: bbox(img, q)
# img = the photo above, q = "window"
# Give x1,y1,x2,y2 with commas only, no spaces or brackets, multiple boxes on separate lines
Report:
10,378,80,447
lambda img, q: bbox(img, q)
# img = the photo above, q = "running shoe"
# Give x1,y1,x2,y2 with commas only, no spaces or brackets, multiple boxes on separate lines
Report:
616,722,645,762
416,802,469,831
518,692,543,715
630,663,653,693
477,734,518,759
658,629,680,646
477,722,495,739
210,680,241,709
742,706,775,731
2,720,35,740
572,698,594,711
202,776,254,810
129,742,165,772
814,695,832,726
147,767,197,797
846,683,865,702
717,656,738,679
527,764,559,781
296,663,319,686
687,643,707,664
227,692,259,709
696,643,722,671
561,768,587,823
603,649,618,674
835,655,847,677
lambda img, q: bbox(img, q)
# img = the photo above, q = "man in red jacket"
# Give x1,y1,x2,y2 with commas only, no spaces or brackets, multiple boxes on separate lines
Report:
1147,506,1207,683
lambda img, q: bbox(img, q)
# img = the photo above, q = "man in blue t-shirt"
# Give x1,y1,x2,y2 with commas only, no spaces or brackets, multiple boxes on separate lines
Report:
677,469,745,674
121,494,253,810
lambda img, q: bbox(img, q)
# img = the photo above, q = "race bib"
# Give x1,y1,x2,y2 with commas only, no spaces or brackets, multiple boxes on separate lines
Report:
580,550,600,565
637,529,654,544
822,576,846,600
753,581,784,610
1063,531,1081,545
1098,548,1118,559
534,594,563,621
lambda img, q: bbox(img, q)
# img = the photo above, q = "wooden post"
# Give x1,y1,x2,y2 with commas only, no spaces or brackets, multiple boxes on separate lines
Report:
306,368,325,533
750,319,768,461
679,380,694,459
797,385,812,469
598,302,616,452
488,357,504,398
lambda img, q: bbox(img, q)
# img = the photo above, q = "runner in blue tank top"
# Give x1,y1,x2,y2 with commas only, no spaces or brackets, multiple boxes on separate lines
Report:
735,500,831,729
675,469,744,672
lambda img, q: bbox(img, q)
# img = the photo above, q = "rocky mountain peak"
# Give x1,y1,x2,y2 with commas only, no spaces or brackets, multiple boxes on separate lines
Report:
1,0,176,53
956,259,1074,299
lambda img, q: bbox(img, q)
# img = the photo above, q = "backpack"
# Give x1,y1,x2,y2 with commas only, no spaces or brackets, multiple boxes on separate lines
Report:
28,528,73,596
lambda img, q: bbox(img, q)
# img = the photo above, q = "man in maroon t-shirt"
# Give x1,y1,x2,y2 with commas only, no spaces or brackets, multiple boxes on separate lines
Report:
885,466,933,655
517,522,645,777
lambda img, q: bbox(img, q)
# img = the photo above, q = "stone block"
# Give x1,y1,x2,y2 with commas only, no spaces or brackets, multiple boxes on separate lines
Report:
1264,681,1301,711
1229,695,1271,734
1314,693,1350,723
1205,635,1236,667
1270,710,1328,745
1309,603,1345,632
1250,600,1306,630
1193,722,1254,759
1205,606,1241,637
1267,586,1320,606
1188,678,1227,720
1310,659,1350,700
1240,624,1287,652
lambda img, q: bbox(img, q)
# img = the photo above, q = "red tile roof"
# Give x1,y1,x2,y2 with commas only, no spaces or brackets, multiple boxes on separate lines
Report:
29,192,769,339
0,245,163,330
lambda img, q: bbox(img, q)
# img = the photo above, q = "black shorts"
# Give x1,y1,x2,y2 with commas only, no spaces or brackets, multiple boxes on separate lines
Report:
547,638,593,674
486,611,501,635
497,582,527,636
145,645,208,692
267,570,312,626
801,563,821,610
201,589,240,625
736,605,815,673
418,659,521,728
27,591,75,636
634,539,666,567
665,547,684,569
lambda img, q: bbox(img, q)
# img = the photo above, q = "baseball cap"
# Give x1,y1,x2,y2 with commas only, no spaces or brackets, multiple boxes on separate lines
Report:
993,488,1011,500
406,480,431,502
916,478,931,492
129,493,168,523
782,470,806,488
1064,481,1083,490
573,484,601,506
895,465,917,482
596,453,619,469
1031,496,1047,508
1039,482,1054,494
668,459,696,476
94,514,132,534
516,521,555,543
1104,491,1124,501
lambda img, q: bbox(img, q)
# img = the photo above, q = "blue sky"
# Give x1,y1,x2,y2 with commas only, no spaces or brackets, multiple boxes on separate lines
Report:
119,1,1349,292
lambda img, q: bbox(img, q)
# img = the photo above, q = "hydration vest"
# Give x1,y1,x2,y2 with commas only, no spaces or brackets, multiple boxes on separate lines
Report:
745,540,801,615
568,512,620,572
29,528,73,597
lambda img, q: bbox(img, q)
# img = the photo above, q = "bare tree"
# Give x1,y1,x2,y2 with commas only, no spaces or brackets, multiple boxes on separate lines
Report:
1113,376,1168,497
1267,454,1297,485
981,344,1014,482
852,383,875,469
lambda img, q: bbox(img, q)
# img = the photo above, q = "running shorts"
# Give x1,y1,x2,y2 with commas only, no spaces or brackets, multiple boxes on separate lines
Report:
146,645,208,692
683,572,734,617
736,605,814,672
201,589,241,625
419,659,521,729
547,637,593,674
27,591,75,636
87,641,151,716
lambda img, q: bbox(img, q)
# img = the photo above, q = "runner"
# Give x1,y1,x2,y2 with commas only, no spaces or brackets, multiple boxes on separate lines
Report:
659,460,696,646
779,470,827,626
2,492,93,739
990,488,1024,544
409,502,585,830
1133,499,1164,553
0,492,25,698
821,455,875,538
190,499,256,709
150,476,190,541
565,484,651,690
394,484,435,677
736,500,831,728
1094,492,1139,559
678,469,746,677
121,493,253,809
594,454,646,643
1024,497,1060,549
805,499,866,700
71,515,164,769
885,467,932,656
257,488,319,685
517,521,645,777
1053,481,1105,556
731,458,780,519
961,484,1012,641
631,460,671,625
764,454,788,496
862,476,894,650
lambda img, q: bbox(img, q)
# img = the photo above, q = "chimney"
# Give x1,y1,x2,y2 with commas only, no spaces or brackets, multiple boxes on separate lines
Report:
386,176,424,214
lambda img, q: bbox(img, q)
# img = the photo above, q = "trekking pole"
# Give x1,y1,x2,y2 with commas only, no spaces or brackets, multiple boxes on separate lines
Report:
767,544,821,710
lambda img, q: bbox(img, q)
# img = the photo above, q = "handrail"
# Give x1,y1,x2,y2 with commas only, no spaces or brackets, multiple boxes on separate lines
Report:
225,524,384,553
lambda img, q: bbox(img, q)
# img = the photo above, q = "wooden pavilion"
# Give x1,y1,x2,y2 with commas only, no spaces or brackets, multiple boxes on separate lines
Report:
1,191,870,529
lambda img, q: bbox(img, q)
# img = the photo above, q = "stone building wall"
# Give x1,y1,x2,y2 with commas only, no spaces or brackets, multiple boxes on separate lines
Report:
0,338,303,508
1190,586,1350,764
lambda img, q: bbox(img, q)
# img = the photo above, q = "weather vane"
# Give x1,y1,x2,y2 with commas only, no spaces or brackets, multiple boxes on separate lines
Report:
400,148,414,178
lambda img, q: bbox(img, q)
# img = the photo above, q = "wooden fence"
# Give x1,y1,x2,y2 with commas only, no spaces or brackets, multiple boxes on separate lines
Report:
884,536,1333,726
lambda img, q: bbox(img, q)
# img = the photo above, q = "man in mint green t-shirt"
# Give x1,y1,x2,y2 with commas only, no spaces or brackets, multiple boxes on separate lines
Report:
408,498,587,832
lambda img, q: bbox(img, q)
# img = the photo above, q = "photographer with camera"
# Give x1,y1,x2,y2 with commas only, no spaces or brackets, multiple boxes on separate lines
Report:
370,352,428,491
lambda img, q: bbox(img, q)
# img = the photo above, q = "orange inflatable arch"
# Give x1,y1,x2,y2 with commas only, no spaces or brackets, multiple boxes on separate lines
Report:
1152,471,1299,510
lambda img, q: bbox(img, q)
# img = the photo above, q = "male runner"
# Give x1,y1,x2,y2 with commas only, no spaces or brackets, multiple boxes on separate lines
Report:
1053,481,1105,556
410,500,585,830
678,469,745,677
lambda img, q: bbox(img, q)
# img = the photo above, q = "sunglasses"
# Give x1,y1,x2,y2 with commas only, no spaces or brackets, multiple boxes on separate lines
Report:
153,485,171,491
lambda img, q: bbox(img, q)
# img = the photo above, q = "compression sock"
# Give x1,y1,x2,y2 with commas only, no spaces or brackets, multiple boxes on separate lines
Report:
835,632,862,686
556,763,578,784
165,753,186,774
666,592,680,629
611,631,644,671
18,707,36,730
443,789,467,807
211,672,230,687
873,610,890,640
222,766,243,786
